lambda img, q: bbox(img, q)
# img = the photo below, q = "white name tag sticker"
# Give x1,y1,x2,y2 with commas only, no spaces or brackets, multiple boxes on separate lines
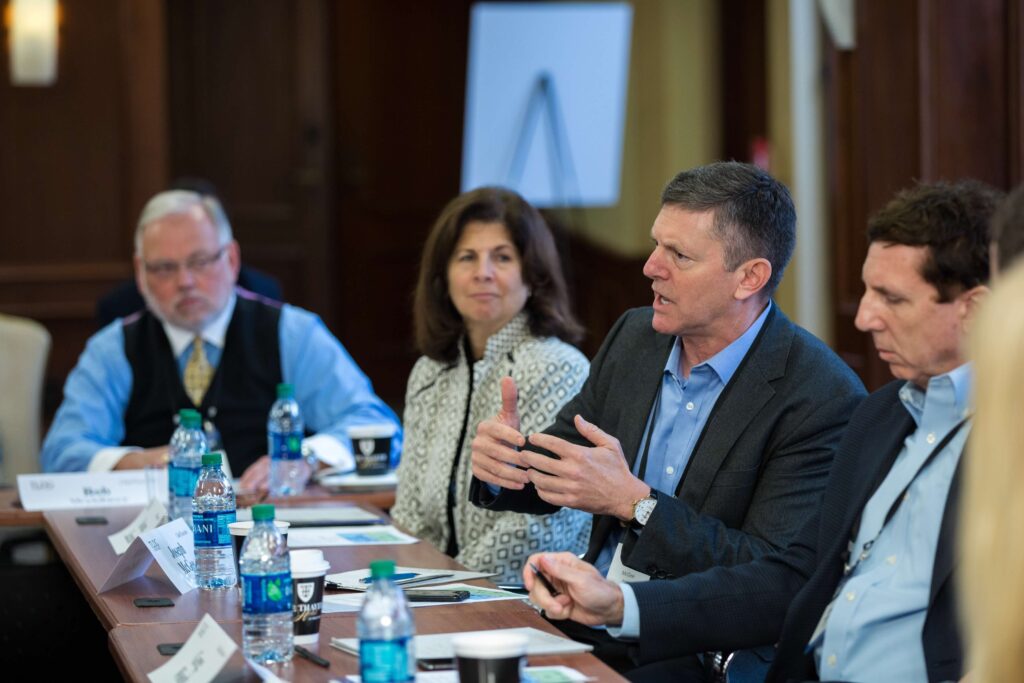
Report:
17,471,149,511
146,613,237,683
100,517,197,594
108,499,169,555
605,542,650,584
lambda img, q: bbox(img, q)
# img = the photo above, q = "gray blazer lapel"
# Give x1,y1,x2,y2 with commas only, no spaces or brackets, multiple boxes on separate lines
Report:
676,307,790,508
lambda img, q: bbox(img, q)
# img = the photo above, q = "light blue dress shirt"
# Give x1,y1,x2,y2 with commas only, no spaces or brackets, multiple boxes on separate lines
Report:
41,298,401,473
596,302,772,577
610,304,772,641
809,363,971,681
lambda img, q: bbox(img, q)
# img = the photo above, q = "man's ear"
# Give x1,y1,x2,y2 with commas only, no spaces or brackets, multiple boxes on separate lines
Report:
734,258,773,301
227,240,242,283
960,284,990,324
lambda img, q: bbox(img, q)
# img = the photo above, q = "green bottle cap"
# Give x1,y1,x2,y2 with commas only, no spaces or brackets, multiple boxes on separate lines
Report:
369,559,396,580
251,504,275,521
179,409,202,428
201,452,221,467
276,383,295,399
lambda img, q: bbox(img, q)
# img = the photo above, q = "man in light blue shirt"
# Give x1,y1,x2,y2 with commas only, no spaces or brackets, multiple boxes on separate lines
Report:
41,190,400,487
470,162,866,674
521,180,1001,683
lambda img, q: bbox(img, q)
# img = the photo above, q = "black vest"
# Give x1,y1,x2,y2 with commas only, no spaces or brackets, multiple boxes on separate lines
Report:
122,294,282,474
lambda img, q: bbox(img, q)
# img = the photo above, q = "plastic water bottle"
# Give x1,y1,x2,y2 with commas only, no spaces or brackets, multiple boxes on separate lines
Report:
168,409,207,528
192,452,237,590
358,559,416,682
240,504,293,664
267,383,309,497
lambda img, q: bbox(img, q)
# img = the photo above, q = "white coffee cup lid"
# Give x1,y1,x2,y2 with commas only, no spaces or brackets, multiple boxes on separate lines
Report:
348,423,397,439
452,632,528,658
289,549,330,577
228,520,291,535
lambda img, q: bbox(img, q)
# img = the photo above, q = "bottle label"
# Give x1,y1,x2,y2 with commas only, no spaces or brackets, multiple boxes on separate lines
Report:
360,638,414,682
241,571,293,614
269,432,303,461
192,509,236,548
170,465,201,497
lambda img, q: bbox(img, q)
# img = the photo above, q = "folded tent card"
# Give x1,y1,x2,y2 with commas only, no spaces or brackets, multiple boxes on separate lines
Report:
100,517,197,594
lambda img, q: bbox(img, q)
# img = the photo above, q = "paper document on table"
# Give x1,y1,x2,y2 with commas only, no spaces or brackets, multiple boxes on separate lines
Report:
108,499,169,555
325,566,495,591
345,666,592,682
331,627,592,659
146,613,237,683
286,524,417,547
324,583,523,612
235,505,383,527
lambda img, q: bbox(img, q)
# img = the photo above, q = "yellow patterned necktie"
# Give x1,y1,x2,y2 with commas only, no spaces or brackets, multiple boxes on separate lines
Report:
183,336,214,406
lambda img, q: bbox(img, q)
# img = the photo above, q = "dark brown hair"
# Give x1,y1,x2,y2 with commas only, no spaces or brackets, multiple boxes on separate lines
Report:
661,161,796,293
867,180,1002,301
413,187,583,362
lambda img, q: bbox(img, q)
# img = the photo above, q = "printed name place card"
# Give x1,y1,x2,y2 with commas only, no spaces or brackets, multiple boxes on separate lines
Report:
100,517,197,594
108,499,169,555
147,614,237,683
17,471,150,511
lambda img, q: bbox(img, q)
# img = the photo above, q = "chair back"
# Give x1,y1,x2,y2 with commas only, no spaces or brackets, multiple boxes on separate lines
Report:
0,314,51,484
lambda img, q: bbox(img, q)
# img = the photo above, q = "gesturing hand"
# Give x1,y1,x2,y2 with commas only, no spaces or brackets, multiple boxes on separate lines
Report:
523,415,649,519
470,377,530,489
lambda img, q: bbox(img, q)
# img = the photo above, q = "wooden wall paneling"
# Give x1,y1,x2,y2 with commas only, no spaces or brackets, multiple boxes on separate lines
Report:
827,0,1022,391
719,0,767,163
0,0,168,417
166,0,331,318
332,2,474,408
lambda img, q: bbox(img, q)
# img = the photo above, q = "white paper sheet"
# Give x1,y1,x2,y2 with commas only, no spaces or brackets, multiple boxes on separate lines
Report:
286,524,418,548
325,566,495,591
324,583,524,613
331,627,592,659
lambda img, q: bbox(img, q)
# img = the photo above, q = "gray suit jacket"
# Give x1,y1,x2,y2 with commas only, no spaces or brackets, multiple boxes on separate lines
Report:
470,305,866,578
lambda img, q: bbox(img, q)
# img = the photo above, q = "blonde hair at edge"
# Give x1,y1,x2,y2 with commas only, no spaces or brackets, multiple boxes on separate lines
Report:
961,259,1024,683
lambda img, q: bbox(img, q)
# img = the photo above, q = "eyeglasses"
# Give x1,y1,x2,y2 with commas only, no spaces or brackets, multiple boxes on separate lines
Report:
143,246,227,280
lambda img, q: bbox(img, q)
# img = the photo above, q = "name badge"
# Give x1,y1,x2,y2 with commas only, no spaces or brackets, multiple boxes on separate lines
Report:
606,542,650,583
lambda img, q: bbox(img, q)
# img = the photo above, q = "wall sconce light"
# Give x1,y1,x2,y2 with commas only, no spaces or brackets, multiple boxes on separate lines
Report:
5,0,59,86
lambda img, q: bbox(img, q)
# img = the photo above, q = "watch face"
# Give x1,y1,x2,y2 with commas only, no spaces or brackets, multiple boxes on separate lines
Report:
635,497,657,525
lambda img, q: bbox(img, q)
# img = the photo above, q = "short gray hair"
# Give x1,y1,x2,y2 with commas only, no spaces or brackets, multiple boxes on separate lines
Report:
134,190,233,255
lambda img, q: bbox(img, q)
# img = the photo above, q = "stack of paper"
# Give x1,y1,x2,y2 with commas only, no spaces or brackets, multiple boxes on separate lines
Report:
331,627,593,659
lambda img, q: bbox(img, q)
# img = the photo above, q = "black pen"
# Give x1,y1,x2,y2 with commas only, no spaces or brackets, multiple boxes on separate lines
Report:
295,645,330,668
529,562,561,597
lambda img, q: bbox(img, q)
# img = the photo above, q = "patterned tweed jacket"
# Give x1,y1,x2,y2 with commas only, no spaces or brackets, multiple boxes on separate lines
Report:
391,313,592,583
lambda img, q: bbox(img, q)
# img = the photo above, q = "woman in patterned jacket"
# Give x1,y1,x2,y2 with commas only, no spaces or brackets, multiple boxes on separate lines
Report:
391,187,591,582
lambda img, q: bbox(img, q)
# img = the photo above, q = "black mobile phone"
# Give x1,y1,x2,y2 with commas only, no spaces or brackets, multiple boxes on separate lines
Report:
404,590,470,603
157,643,183,656
75,515,108,525
419,658,456,670
134,597,174,608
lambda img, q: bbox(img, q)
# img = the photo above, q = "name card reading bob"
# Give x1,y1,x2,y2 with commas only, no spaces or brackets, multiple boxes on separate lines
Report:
17,471,150,511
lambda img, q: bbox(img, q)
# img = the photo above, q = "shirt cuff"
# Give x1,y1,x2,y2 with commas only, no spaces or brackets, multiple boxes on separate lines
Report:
607,583,640,641
485,481,502,496
303,433,355,471
88,446,140,473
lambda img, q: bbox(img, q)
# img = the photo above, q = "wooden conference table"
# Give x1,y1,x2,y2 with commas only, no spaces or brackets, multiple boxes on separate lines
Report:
42,500,624,681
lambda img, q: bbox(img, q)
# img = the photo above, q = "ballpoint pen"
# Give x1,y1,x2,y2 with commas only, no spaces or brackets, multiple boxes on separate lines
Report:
295,645,330,668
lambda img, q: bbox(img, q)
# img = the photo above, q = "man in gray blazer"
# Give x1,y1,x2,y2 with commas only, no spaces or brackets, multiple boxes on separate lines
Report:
470,161,865,672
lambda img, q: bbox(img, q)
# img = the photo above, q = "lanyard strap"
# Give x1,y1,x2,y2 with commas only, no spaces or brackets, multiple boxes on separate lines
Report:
841,416,969,576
